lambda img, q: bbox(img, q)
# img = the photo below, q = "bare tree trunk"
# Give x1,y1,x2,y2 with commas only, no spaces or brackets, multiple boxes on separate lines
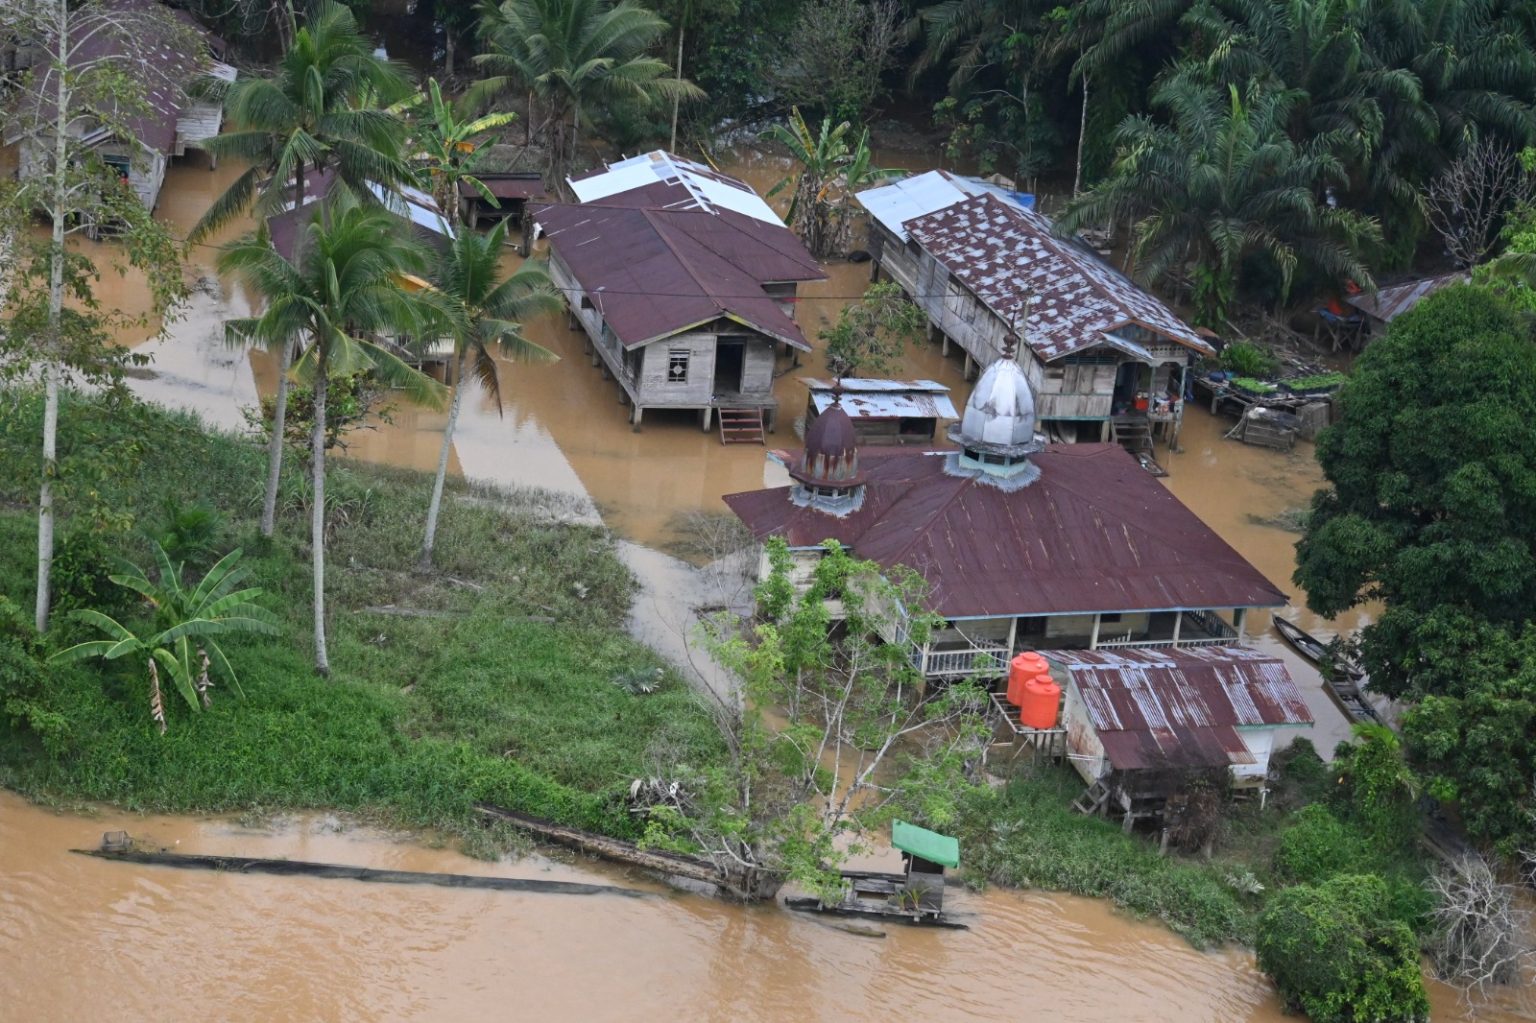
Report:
35,0,70,633
444,27,455,78
1074,71,1089,197
669,19,686,152
259,163,308,538
310,353,330,677
421,349,466,568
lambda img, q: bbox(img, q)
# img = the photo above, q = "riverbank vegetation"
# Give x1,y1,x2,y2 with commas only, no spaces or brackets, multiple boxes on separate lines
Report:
0,393,724,845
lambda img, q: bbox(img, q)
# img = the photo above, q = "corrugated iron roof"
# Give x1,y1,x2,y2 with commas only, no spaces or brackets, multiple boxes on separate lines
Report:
266,169,453,263
804,378,959,420
461,174,546,200
905,195,1213,363
724,444,1287,618
569,151,782,225
535,202,824,349
1052,646,1312,771
13,0,217,156
1344,272,1468,323
856,170,1029,242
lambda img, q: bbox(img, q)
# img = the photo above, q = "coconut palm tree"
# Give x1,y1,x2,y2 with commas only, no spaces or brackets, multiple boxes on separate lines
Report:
471,0,703,185
409,77,519,228
53,544,280,732
419,221,561,568
192,0,413,540
218,202,447,675
1060,78,1379,328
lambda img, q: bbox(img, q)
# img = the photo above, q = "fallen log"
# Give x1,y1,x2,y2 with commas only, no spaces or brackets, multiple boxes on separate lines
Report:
474,803,728,891
74,835,647,898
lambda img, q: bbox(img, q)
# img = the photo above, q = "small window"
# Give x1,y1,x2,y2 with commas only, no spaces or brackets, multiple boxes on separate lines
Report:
1045,366,1066,380
667,349,690,383
905,236,920,255
580,296,594,310
1100,613,1123,624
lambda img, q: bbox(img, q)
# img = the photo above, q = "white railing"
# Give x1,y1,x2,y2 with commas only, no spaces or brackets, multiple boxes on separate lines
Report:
919,643,1009,677
1097,634,1232,650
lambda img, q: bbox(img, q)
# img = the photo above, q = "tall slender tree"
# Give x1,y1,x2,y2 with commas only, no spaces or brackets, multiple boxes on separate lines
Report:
1,0,190,632
192,0,413,540
218,202,447,674
420,221,561,568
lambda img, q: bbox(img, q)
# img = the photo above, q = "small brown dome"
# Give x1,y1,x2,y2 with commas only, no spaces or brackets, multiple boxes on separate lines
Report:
790,402,864,487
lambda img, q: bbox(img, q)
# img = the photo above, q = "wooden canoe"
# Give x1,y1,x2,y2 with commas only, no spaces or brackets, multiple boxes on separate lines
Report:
1272,619,1381,725
783,896,969,929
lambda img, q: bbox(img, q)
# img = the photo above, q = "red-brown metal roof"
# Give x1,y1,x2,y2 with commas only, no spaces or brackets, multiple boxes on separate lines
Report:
1050,647,1312,771
534,203,825,349
17,0,214,157
461,174,546,201
723,445,1288,618
1344,272,1467,324
905,194,1212,362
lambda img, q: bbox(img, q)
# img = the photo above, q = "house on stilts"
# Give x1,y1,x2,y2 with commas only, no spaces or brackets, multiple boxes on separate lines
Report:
534,153,825,440
856,171,1213,452
6,0,234,220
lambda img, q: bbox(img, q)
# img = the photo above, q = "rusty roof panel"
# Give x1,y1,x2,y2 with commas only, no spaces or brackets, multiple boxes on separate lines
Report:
461,174,546,200
1054,646,1311,771
905,195,1213,363
724,445,1288,618
535,203,825,349
1344,272,1467,323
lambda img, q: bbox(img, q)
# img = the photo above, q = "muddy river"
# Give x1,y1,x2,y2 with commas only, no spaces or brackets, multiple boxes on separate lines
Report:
3,154,1531,1021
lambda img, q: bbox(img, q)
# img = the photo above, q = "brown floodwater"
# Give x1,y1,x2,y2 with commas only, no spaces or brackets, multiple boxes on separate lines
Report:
11,154,1534,1023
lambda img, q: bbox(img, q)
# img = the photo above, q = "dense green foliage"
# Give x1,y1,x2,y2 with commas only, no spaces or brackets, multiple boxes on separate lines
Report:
1295,284,1536,852
0,394,723,844
1257,874,1430,1023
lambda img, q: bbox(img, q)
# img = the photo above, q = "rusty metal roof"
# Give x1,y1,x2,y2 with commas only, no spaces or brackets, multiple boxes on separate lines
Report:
461,173,546,201
14,0,216,157
905,195,1213,363
534,203,824,349
1051,647,1312,771
1344,272,1468,324
724,444,1288,618
804,378,958,420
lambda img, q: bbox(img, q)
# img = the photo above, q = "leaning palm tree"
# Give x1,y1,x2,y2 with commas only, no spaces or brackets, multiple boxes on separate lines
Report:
1060,78,1380,328
218,202,447,675
409,77,519,227
192,0,413,539
471,0,704,185
53,544,280,732
420,221,562,567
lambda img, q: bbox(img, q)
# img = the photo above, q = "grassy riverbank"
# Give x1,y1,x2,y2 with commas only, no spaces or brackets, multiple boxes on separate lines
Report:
0,393,723,846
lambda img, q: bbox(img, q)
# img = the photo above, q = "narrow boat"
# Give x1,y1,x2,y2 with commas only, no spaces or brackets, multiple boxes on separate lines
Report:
786,821,969,929
1272,618,1381,724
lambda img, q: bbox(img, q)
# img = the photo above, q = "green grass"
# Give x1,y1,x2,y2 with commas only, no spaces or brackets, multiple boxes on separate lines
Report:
0,391,724,848
954,768,1257,948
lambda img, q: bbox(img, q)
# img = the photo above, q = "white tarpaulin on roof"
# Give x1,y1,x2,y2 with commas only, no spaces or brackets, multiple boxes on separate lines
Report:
569,151,781,225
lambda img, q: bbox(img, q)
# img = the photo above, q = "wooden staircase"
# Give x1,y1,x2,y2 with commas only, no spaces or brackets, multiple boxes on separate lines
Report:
1110,417,1153,457
718,408,765,445
1072,779,1112,817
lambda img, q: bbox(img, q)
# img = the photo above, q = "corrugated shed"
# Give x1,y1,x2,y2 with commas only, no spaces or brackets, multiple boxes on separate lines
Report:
905,195,1212,363
804,379,958,420
569,151,782,225
856,170,1028,242
1051,647,1312,771
724,444,1288,618
462,174,546,200
1344,272,1468,324
535,203,824,349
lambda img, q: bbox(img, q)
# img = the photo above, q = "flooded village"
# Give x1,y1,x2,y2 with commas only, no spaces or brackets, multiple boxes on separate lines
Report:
3,1,1536,1021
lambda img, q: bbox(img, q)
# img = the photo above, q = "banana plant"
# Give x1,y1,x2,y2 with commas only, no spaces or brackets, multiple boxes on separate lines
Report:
53,544,280,732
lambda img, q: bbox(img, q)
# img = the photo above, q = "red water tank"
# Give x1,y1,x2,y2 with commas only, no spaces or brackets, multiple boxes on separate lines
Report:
1019,674,1062,729
1007,652,1048,705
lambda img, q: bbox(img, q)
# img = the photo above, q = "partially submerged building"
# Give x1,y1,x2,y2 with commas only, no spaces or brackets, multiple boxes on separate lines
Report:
725,348,1287,680
460,172,545,231
535,156,824,436
265,168,456,262
7,0,234,214
856,171,1212,442
800,378,957,446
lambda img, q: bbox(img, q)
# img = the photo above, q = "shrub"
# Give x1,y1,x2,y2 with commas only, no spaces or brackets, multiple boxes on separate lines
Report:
1257,874,1430,1023
1219,341,1280,378
1275,804,1368,884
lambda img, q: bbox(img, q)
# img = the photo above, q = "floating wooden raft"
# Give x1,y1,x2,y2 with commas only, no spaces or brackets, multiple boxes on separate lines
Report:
74,832,646,898
783,895,969,930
